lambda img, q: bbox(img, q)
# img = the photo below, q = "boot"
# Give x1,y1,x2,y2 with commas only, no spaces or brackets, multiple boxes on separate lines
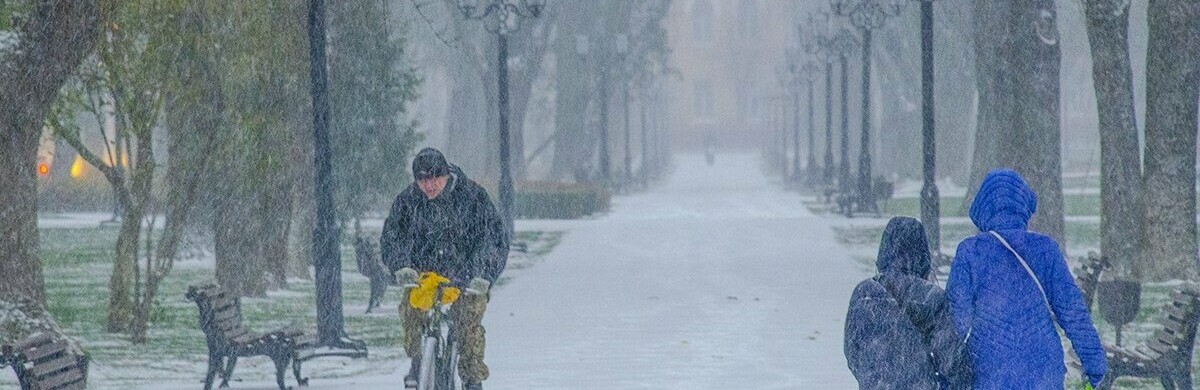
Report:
403,359,418,388
463,381,483,390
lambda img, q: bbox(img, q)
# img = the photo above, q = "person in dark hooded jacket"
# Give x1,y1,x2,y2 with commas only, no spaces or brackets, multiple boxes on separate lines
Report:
845,216,973,390
381,148,509,390
947,169,1105,389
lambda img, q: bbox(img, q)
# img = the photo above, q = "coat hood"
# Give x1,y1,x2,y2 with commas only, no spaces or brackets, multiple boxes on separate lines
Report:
876,216,931,279
969,169,1037,232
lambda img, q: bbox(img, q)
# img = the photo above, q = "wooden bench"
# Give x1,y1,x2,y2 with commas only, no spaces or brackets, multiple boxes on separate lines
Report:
0,331,89,390
1074,251,1110,312
1097,289,1200,390
187,284,307,390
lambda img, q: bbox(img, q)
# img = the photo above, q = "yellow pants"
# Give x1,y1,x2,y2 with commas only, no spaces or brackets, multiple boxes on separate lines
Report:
400,290,489,383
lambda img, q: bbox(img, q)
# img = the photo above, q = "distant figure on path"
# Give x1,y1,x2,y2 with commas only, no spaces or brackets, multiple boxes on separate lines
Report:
844,216,973,390
947,169,1106,389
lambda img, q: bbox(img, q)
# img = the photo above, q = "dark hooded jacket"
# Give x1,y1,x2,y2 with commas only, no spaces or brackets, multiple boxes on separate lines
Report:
845,217,973,390
946,169,1106,389
380,165,510,285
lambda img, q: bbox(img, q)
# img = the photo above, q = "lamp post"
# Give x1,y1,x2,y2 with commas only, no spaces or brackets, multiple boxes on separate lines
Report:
639,82,652,187
801,61,821,184
457,0,546,236
777,67,794,178
917,0,940,255
308,0,344,347
786,47,804,184
833,0,905,215
617,34,632,191
809,12,837,187
825,27,859,198
801,14,826,185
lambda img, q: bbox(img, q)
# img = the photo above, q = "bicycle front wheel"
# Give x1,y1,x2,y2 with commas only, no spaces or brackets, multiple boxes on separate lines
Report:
418,336,439,390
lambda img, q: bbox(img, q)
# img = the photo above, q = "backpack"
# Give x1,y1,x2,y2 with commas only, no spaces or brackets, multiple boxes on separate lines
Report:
845,277,941,389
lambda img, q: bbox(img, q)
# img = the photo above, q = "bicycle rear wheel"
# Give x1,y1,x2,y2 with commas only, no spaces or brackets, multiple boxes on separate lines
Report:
418,336,439,390
437,341,458,389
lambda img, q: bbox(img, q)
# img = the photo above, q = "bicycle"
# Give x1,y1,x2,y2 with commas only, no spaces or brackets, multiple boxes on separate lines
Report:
415,281,459,390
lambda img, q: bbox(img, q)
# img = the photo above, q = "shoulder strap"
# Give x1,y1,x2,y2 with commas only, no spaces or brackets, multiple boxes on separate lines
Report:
871,275,928,333
988,231,1056,321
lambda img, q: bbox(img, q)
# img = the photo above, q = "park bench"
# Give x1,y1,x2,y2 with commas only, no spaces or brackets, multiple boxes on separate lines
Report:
1074,251,1110,312
1096,288,1200,390
187,283,369,390
187,283,308,390
0,331,89,390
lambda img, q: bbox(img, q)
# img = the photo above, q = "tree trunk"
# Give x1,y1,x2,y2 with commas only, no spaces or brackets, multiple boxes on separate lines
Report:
289,98,315,279
214,187,268,297
1012,0,1065,250
129,13,227,339
263,150,294,289
550,11,596,181
105,203,141,332
964,0,1066,250
0,0,102,306
1141,0,1200,281
962,0,1008,215
1084,0,1142,278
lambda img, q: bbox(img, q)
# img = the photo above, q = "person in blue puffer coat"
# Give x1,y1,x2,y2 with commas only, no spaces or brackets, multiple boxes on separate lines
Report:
947,169,1106,389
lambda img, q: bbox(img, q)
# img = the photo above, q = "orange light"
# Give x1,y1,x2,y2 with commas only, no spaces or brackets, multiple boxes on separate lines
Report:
37,163,49,176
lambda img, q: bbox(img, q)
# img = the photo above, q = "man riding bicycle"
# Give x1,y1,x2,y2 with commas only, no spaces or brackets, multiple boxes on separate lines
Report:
382,148,509,390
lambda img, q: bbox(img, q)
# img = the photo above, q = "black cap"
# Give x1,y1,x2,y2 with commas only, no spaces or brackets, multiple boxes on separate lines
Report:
412,147,450,180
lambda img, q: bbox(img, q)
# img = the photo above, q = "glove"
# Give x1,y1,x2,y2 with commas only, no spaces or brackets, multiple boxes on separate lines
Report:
396,267,419,288
465,277,491,295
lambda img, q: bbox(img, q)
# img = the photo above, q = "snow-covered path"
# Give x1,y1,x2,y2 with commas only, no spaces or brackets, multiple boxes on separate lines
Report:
482,153,864,389
143,153,868,390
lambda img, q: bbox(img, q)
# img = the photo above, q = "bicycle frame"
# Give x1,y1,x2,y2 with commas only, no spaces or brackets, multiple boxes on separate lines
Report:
417,282,458,390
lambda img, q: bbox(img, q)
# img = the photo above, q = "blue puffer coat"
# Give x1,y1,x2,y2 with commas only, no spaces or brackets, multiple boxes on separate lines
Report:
946,170,1106,389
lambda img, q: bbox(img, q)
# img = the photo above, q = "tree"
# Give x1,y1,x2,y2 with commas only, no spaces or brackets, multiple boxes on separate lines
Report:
546,0,671,182
965,0,1065,248
0,0,104,306
205,0,311,297
329,0,422,229
411,0,550,182
548,0,597,181
1082,0,1142,278
56,0,172,333
125,0,227,343
1141,0,1200,281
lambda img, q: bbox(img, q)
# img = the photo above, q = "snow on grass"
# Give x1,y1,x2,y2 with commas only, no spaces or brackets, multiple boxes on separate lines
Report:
5,224,562,389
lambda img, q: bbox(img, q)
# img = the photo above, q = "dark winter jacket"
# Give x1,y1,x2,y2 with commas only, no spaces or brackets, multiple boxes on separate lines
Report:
380,166,510,285
845,217,974,390
946,170,1106,389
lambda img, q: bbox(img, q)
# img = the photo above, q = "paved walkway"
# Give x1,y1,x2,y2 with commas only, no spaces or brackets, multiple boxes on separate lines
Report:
484,153,864,389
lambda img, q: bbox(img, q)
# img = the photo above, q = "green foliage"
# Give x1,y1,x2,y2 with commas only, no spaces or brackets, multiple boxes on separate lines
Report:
515,181,610,219
329,0,422,221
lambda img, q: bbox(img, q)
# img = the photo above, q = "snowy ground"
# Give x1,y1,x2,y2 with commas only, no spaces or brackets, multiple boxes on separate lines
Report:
231,153,867,389
20,153,868,389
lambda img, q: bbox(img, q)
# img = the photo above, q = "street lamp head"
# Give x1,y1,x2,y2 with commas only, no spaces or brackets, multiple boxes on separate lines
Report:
831,0,851,16
833,0,907,30
523,0,546,17
801,62,821,82
457,0,480,18
828,27,860,57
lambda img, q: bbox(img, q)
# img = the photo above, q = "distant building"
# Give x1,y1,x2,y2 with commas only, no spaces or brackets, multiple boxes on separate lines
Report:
664,0,803,150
